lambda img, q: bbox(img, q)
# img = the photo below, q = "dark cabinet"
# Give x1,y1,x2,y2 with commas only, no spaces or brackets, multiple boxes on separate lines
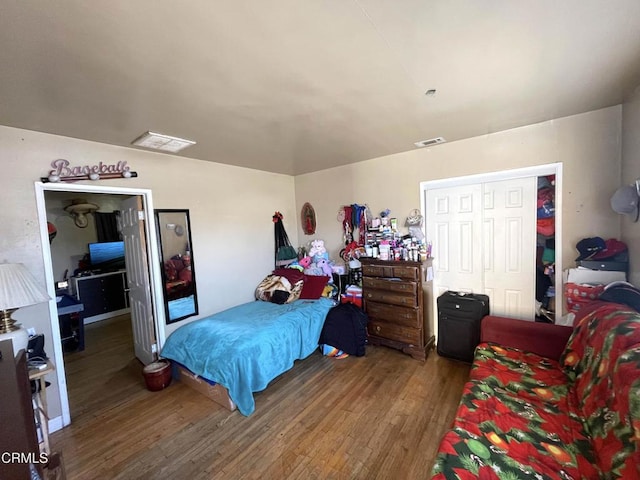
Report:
0,340,42,480
72,270,129,321
361,258,435,361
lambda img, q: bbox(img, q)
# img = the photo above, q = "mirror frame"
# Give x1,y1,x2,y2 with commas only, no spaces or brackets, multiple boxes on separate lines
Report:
154,209,199,324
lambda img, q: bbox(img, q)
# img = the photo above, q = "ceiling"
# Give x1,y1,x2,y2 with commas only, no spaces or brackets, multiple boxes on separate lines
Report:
2,1,640,176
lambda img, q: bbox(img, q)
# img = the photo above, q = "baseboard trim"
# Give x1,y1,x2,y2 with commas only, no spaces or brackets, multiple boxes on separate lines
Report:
84,308,131,324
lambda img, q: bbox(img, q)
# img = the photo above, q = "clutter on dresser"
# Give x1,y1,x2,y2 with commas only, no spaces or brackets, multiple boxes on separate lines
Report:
335,204,432,263
365,208,431,262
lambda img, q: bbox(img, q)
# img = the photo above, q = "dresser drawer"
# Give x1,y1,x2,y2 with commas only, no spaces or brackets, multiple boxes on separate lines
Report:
362,264,419,281
364,289,417,307
362,277,417,295
368,320,421,345
365,301,421,328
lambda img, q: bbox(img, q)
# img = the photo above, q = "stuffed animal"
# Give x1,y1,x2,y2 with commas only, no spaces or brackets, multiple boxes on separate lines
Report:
308,239,326,259
299,256,312,269
286,260,304,272
316,258,333,277
304,265,324,276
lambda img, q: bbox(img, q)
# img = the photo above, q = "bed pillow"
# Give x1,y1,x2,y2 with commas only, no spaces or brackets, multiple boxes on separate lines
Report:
288,279,304,303
300,275,330,299
255,275,304,304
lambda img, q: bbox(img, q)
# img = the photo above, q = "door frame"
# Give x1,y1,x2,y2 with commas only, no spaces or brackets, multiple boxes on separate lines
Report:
420,163,563,333
34,182,166,429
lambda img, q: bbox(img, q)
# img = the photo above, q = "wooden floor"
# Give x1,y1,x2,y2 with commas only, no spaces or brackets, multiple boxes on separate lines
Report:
51,315,471,480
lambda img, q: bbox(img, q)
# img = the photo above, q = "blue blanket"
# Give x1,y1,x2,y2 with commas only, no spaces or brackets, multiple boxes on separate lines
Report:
160,298,333,415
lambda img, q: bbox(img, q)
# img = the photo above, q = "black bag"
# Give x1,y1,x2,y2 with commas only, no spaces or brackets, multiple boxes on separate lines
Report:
272,212,298,266
320,302,369,357
27,334,47,361
437,291,489,363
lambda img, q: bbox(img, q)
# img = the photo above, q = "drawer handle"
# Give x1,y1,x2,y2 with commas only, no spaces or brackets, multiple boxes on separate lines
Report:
367,293,372,298
375,325,381,333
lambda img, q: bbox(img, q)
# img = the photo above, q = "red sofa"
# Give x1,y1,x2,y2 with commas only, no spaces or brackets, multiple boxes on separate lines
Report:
431,301,640,479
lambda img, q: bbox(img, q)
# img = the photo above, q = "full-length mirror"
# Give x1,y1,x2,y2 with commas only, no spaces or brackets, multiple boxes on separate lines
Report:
155,209,198,323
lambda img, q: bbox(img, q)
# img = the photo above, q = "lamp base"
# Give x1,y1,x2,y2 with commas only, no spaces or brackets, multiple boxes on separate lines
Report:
0,326,29,356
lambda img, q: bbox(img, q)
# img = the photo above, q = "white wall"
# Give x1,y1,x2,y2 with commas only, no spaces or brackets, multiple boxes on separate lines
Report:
0,125,297,423
294,106,623,327
622,87,640,286
0,104,626,428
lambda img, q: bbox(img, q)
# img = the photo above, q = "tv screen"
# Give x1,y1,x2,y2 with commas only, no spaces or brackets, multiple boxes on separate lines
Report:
89,241,126,270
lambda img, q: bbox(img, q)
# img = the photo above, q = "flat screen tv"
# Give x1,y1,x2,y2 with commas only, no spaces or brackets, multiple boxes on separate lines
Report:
89,241,126,271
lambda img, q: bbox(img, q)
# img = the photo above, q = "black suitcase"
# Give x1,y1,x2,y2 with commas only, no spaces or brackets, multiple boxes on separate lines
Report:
437,291,490,363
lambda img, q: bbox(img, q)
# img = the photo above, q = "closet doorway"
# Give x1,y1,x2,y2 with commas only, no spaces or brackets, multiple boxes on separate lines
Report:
421,163,562,340
35,182,165,428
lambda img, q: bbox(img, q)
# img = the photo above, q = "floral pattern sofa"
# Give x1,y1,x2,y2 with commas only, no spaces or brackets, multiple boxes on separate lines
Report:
430,301,640,479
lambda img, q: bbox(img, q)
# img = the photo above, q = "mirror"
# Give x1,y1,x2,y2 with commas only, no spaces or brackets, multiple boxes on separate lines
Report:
155,209,198,323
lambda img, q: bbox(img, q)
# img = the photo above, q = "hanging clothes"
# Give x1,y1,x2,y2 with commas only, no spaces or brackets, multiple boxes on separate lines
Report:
342,205,354,245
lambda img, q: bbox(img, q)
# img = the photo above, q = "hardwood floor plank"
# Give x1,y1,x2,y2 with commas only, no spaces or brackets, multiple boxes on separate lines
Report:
51,314,470,479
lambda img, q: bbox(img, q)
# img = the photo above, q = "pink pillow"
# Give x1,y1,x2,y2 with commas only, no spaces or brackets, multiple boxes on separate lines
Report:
299,275,330,299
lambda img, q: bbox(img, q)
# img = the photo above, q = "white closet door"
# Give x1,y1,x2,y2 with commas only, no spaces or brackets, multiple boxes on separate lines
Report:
427,184,484,301
426,176,537,336
483,177,537,319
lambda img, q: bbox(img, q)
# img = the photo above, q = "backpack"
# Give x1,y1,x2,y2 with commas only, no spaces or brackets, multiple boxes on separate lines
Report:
320,302,369,357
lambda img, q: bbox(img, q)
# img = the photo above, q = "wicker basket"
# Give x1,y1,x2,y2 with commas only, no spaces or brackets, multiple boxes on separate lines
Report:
142,360,172,391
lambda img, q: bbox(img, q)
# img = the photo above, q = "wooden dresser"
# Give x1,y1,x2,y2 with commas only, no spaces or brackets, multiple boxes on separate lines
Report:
361,258,435,361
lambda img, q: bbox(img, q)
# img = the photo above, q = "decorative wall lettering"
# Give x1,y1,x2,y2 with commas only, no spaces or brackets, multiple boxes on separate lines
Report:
40,158,138,183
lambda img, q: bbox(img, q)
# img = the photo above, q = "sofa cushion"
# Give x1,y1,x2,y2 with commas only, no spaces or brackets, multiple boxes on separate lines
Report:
432,343,601,478
472,343,569,409
559,302,640,476
432,378,600,479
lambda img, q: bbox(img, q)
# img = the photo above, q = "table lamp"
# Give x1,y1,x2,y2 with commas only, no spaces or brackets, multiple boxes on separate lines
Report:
0,263,50,356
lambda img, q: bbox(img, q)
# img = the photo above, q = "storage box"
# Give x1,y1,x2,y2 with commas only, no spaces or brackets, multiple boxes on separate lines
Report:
564,268,626,285
576,260,628,272
174,363,236,411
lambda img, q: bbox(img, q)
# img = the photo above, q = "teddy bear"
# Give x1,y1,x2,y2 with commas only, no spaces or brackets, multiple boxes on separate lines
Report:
308,239,327,260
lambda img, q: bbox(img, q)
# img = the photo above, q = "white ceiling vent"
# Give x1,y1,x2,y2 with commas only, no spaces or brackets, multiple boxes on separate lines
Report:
414,137,446,148
131,131,196,153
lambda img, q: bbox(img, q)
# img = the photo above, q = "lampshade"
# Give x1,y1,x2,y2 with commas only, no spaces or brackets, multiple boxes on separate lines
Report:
0,263,50,311
0,263,50,355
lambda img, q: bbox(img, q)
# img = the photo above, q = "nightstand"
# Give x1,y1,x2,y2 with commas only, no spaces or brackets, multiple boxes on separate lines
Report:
29,359,55,455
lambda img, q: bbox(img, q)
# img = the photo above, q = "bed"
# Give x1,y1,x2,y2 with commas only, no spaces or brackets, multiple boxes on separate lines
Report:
160,297,334,416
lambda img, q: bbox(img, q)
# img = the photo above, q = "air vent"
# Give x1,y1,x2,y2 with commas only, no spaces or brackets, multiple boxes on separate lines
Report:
414,137,446,148
131,131,196,153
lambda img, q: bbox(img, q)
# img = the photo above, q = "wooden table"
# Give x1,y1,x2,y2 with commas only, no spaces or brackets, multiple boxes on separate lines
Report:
29,359,55,455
